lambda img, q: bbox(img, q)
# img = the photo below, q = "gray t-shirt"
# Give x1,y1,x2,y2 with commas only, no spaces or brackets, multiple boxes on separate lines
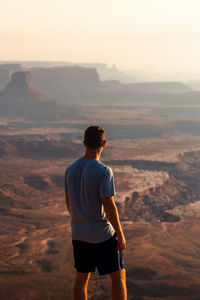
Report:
65,157,115,243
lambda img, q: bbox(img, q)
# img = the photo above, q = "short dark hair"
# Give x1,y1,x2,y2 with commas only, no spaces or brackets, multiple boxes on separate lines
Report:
84,126,105,149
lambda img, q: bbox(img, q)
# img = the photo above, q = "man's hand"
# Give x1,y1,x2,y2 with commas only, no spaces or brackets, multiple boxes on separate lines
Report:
117,233,126,251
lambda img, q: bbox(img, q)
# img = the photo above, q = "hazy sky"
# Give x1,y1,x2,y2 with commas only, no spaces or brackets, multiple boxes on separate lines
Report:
1,0,200,74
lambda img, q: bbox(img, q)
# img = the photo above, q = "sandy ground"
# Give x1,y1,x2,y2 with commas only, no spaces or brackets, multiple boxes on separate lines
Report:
108,137,200,162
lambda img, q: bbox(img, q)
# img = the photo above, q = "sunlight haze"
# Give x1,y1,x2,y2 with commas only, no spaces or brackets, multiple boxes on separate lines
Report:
1,0,200,76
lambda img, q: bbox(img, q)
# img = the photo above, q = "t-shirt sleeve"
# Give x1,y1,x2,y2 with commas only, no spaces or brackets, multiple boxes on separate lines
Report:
99,167,115,198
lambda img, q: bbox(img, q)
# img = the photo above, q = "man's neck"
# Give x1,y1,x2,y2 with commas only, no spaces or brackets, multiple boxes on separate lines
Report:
82,148,102,160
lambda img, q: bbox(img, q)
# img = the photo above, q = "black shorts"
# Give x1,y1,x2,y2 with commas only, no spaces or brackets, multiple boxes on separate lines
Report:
72,233,125,276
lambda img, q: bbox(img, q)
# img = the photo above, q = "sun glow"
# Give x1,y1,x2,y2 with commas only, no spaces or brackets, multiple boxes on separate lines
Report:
1,0,200,73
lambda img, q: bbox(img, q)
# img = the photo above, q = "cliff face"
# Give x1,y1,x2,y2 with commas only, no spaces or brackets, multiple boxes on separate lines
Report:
0,138,82,160
0,63,194,105
31,67,192,103
0,64,21,92
0,71,49,119
31,66,101,101
124,82,192,94
0,71,45,101
1,135,200,224
0,71,73,120
118,175,186,222
109,153,200,223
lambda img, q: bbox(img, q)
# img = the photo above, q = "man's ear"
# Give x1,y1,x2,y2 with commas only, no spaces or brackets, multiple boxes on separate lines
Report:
102,140,106,147
83,140,87,147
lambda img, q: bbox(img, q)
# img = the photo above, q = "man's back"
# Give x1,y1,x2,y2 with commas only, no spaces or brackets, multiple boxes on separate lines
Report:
65,157,115,243
65,126,127,300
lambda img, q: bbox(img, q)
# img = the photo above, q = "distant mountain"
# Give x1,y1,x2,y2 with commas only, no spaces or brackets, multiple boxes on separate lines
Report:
0,70,83,120
0,63,196,106
30,67,192,103
0,70,46,101
124,81,192,94
0,63,21,92
30,66,101,102
73,63,134,83
30,67,193,103
186,80,200,91
0,61,135,83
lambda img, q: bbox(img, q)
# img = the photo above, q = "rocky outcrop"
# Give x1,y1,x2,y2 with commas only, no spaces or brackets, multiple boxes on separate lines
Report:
0,191,14,207
0,64,21,92
75,63,134,83
0,71,50,119
0,70,82,120
0,71,45,101
0,62,195,105
124,81,192,94
24,175,49,191
1,71,44,99
113,153,200,223
31,66,101,102
0,138,82,159
118,175,187,222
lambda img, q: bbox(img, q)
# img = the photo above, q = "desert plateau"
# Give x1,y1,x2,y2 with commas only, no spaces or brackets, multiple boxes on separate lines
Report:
1,63,200,300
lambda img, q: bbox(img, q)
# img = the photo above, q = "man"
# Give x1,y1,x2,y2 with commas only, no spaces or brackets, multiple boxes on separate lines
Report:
65,126,127,300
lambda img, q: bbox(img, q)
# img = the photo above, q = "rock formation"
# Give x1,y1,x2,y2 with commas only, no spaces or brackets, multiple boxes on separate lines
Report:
0,70,45,101
0,63,194,104
0,70,80,120
0,64,21,92
31,66,101,102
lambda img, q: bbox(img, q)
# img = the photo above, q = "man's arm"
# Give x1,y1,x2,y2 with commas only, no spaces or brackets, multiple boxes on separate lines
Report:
65,191,70,214
100,196,126,250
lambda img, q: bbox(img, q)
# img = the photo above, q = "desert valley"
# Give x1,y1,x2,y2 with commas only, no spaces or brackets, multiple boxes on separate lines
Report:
1,62,200,300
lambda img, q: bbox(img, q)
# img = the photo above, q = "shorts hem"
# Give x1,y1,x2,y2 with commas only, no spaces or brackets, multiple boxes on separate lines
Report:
98,266,125,276
75,269,96,273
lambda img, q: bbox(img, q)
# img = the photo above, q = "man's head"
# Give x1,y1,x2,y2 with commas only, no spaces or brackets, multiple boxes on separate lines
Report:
84,126,106,149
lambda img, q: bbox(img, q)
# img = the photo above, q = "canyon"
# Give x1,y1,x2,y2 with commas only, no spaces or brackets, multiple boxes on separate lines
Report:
1,131,200,299
1,62,200,299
